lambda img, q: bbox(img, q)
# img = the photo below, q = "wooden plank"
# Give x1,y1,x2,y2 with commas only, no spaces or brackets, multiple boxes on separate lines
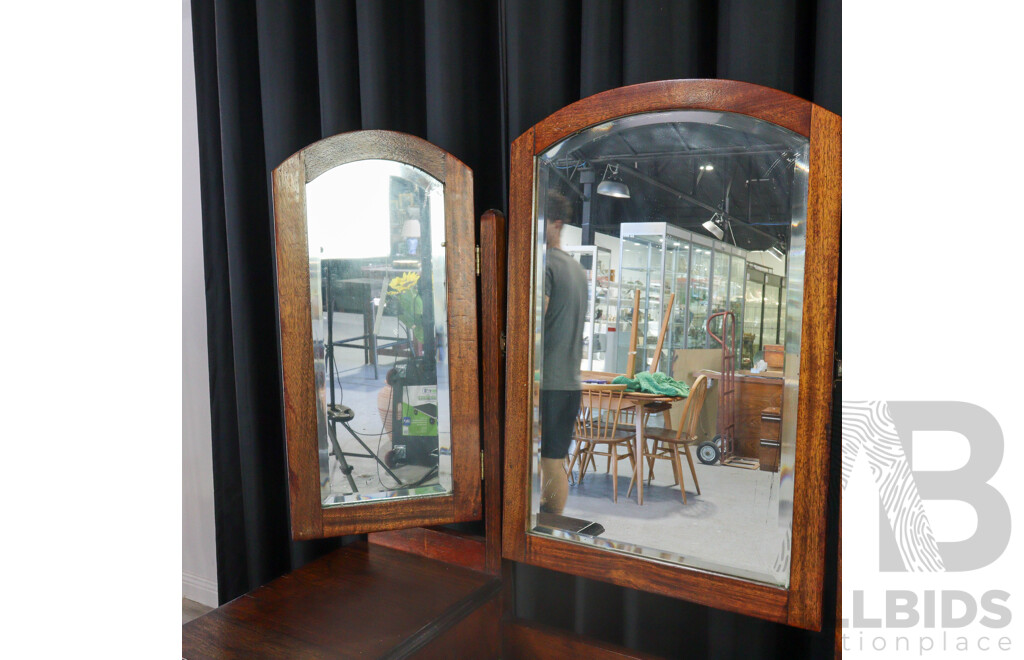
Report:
502,127,536,563
480,209,508,575
411,593,501,660
302,130,446,183
787,104,842,631
443,154,483,522
369,526,487,574
182,542,499,659
273,151,322,539
503,618,662,660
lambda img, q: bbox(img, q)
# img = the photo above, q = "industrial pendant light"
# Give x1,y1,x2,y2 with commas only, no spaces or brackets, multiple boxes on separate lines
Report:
702,212,725,240
596,164,630,198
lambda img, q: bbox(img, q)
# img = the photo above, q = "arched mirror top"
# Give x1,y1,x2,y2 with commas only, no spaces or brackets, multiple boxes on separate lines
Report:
504,80,839,630
274,130,480,540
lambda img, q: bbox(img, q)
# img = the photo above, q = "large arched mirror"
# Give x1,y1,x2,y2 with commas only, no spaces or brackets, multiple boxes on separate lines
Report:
274,130,481,539
503,81,839,630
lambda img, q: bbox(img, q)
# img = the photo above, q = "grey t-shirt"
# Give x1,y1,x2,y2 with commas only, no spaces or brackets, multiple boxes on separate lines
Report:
542,247,588,391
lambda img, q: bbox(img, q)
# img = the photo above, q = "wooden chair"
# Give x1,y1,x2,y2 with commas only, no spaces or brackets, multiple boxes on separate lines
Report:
567,386,637,502
638,375,709,504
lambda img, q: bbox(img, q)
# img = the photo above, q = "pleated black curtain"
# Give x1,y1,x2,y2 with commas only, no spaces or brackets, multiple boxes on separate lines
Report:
191,0,840,655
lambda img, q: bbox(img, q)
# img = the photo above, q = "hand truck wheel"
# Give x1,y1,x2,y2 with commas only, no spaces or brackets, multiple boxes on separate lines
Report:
697,438,721,465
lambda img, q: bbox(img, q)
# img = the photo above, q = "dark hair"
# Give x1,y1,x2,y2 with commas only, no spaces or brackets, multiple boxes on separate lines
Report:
545,191,574,225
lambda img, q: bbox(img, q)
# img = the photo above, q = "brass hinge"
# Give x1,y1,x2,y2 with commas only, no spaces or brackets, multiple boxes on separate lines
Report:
481,450,485,480
475,245,481,276
499,331,506,355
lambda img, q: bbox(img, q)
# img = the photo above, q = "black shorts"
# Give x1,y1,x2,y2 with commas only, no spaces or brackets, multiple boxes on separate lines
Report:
540,389,581,459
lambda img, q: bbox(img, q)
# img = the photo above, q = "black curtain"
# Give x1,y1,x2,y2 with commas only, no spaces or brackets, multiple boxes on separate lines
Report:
191,0,840,654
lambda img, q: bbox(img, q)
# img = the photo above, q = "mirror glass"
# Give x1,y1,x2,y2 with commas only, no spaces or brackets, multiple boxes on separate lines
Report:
529,110,808,586
305,160,451,507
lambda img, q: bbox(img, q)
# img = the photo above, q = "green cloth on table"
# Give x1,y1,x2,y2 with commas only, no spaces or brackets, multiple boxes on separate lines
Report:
611,372,690,397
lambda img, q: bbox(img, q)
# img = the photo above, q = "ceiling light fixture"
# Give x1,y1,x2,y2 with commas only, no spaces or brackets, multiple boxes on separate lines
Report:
596,164,630,198
768,245,786,260
702,212,725,240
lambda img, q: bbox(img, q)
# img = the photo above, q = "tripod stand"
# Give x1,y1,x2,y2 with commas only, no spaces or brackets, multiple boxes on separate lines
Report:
324,264,405,492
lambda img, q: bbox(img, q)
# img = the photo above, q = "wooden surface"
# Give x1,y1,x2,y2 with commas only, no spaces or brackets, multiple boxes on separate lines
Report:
182,542,501,659
480,209,508,575
503,619,661,660
369,526,486,574
786,104,841,631
272,130,481,540
502,80,840,630
273,150,322,539
413,595,501,660
533,79,812,154
301,130,446,184
502,126,535,563
736,377,783,458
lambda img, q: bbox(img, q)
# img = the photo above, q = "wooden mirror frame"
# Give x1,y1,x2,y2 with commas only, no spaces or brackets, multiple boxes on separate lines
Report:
273,130,481,540
501,80,840,630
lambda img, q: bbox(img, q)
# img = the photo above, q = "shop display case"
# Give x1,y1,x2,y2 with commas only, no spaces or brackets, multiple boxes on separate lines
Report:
614,222,692,374
687,237,713,349
614,224,748,365
742,268,786,368
563,245,612,370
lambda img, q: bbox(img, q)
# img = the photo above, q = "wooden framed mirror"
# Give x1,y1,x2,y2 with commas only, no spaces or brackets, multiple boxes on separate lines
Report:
502,80,839,630
273,130,481,540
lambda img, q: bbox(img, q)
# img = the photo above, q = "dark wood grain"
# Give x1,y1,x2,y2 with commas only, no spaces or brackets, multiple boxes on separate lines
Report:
736,377,784,458
503,619,662,660
533,79,812,154
442,156,482,523
272,130,482,540
369,526,486,573
480,209,508,575
502,80,840,631
786,105,841,630
502,127,536,564
302,130,446,183
273,152,322,539
182,542,501,659
411,593,501,660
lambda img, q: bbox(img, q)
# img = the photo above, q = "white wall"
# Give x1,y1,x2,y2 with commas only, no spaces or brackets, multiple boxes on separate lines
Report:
182,0,218,607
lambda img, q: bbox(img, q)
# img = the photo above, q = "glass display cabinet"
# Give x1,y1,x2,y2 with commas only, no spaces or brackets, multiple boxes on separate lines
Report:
687,237,713,349
563,245,612,370
742,268,786,367
503,79,840,631
614,222,691,374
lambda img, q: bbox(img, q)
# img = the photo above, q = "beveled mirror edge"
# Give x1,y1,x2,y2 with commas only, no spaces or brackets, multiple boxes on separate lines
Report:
501,80,840,631
272,130,481,540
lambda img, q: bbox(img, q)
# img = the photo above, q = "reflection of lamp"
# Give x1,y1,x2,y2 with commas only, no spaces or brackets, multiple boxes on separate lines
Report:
702,212,725,240
596,163,630,198
402,219,421,238
768,244,785,260
402,208,421,256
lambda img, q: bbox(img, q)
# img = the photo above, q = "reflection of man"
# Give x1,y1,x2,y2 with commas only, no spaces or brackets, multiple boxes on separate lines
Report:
540,193,588,514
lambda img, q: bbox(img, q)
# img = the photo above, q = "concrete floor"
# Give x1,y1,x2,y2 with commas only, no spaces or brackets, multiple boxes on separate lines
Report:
321,311,452,501
532,442,791,586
